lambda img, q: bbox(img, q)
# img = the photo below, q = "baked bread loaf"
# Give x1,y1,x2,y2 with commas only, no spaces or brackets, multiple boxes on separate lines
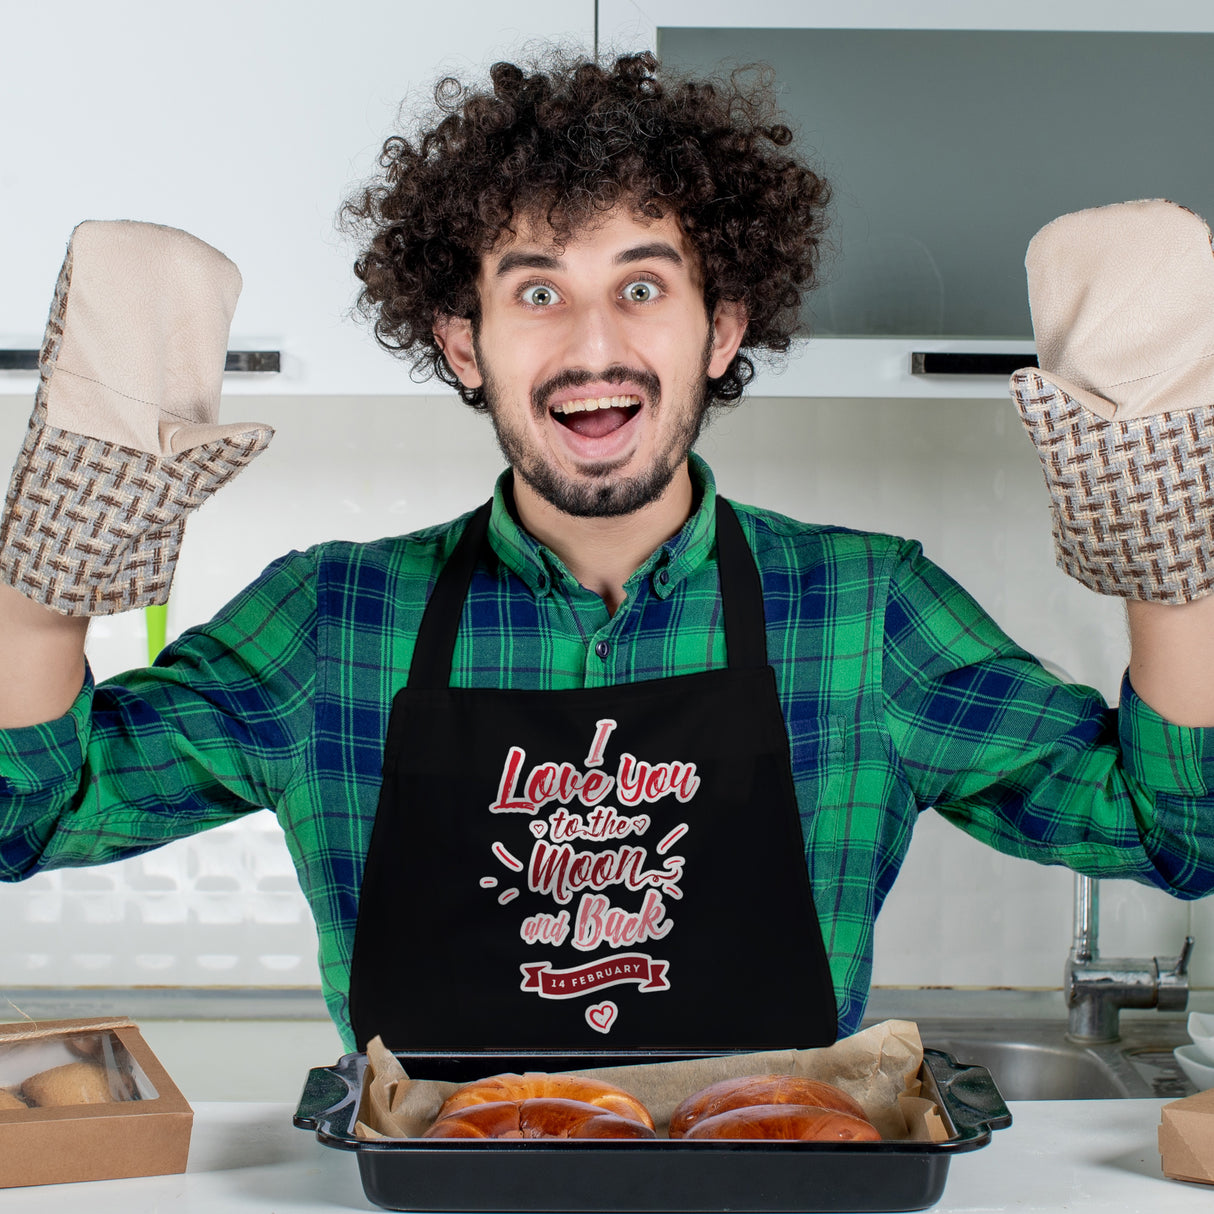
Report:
424,1097,657,1140
0,1088,28,1111
436,1072,654,1130
669,1074,868,1138
65,1034,106,1060
683,1103,881,1142
21,1060,115,1107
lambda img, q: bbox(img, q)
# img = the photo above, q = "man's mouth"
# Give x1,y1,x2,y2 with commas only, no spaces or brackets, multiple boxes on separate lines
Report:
549,394,642,438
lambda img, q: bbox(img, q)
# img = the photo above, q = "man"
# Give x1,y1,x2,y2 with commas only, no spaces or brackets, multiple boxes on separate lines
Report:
2,53,1213,1054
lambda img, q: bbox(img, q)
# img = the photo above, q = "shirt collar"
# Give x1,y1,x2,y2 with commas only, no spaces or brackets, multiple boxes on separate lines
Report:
486,453,719,599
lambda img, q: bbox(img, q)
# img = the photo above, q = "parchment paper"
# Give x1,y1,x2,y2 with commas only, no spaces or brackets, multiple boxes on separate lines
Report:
354,1019,948,1142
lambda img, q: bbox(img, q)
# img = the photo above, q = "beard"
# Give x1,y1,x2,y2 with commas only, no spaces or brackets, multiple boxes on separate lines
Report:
476,329,715,519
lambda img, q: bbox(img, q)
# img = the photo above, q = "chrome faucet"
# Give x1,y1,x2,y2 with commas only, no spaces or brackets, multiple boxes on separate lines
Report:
1065,874,1193,1042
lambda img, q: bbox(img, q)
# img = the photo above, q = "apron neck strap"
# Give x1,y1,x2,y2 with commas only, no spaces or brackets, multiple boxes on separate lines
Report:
714,496,768,671
408,500,493,690
407,495,767,689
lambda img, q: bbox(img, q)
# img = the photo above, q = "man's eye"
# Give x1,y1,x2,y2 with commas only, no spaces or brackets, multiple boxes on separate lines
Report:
623,280,661,303
521,284,561,306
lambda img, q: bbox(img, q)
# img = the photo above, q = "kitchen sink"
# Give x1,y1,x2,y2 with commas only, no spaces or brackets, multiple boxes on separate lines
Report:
910,1016,1195,1101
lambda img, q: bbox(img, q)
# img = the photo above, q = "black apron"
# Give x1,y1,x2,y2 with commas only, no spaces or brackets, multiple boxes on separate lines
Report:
348,498,838,1054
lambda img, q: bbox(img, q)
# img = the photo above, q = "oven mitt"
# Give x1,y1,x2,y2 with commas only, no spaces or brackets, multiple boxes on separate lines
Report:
1009,199,1214,603
0,220,273,615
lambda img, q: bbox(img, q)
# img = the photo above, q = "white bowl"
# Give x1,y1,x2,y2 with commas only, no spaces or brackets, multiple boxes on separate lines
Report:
1187,1012,1214,1066
1174,1044,1214,1091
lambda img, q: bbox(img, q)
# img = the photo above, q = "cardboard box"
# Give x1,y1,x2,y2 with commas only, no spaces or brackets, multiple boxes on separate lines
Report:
0,1016,192,1189
1159,1086,1214,1185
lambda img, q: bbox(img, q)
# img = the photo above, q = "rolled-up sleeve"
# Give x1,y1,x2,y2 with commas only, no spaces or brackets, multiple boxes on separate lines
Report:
1119,674,1214,796
1118,672,1214,891
0,676,96,877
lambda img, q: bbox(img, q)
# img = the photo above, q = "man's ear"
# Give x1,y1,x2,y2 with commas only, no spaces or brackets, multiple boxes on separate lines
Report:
706,300,749,380
433,315,483,389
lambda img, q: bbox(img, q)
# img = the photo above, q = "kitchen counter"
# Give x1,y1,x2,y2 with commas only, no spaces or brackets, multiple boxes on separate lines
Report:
1,1098,1209,1212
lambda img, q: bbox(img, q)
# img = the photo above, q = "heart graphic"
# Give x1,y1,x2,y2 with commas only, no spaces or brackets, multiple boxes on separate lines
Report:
630,815,650,834
529,821,547,838
586,1002,618,1034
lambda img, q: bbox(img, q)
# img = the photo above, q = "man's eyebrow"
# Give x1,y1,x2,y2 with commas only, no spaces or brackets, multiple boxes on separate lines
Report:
492,241,686,278
614,242,684,267
494,251,562,277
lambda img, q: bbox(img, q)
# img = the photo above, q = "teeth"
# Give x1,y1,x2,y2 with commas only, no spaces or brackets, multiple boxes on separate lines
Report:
551,395,641,415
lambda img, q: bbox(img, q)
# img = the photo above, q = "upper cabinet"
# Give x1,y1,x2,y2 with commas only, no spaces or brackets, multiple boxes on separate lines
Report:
601,1,1214,398
0,1,594,400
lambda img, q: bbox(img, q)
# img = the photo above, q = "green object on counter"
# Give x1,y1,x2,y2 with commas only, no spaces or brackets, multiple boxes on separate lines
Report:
145,602,168,664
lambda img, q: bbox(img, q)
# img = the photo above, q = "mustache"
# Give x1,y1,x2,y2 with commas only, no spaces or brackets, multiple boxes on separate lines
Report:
532,365,661,415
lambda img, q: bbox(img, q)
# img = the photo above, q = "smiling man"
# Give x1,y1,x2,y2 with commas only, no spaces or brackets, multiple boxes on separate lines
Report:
2,51,1214,1057
438,207,746,608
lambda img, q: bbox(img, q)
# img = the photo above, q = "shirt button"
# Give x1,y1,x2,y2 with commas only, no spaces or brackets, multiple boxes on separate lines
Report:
658,569,670,586
594,640,610,660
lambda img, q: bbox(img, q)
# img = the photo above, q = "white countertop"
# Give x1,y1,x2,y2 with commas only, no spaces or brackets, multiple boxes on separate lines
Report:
1,1098,1210,1213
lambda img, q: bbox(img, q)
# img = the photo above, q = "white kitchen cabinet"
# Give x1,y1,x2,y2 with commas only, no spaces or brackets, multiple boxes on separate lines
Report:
0,0,594,399
600,0,1214,398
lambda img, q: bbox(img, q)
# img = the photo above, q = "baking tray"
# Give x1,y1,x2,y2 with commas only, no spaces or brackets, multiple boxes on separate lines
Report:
294,1047,1011,1213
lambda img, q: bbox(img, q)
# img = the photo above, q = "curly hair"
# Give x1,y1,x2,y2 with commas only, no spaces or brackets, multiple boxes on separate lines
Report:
342,51,831,410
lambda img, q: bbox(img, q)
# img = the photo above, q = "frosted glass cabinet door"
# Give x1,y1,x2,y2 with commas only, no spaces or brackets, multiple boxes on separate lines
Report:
600,0,1214,398
0,1,594,400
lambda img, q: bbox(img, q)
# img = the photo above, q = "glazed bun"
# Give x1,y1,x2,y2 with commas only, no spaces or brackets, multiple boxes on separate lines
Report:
423,1098,657,1140
437,1072,654,1130
683,1103,881,1142
669,1074,868,1139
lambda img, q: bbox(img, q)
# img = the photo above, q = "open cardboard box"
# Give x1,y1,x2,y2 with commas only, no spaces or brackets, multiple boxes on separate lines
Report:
0,1016,192,1189
1160,1086,1214,1186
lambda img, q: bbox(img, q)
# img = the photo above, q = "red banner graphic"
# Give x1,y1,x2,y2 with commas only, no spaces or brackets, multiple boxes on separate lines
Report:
519,953,670,999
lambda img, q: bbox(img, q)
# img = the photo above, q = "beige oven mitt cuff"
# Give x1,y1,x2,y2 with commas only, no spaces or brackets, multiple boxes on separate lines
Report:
0,221,273,616
1009,199,1214,603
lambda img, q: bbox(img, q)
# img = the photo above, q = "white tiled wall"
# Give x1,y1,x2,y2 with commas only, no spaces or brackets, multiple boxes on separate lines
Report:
0,392,1209,995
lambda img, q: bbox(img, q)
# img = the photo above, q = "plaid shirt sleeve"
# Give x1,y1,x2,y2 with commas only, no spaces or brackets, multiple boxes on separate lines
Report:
0,548,319,878
881,540,1214,894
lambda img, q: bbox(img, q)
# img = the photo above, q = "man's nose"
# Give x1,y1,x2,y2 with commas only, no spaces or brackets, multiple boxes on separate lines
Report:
560,299,631,367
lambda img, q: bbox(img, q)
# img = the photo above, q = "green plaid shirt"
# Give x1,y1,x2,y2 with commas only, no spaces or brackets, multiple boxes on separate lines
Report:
3,455,1213,1050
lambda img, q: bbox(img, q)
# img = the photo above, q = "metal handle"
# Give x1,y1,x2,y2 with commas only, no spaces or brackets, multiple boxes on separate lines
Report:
921,1048,1013,1141
910,352,1037,376
293,1065,355,1131
1156,936,1193,1014
0,349,280,373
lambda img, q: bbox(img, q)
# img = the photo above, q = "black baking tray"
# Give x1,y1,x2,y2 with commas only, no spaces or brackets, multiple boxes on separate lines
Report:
294,1047,1011,1213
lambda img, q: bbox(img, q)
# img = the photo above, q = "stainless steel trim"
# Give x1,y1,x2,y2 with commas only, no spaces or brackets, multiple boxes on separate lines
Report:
0,350,280,373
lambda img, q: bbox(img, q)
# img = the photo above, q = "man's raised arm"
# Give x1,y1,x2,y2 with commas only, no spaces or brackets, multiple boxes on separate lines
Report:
0,221,273,729
1010,199,1214,730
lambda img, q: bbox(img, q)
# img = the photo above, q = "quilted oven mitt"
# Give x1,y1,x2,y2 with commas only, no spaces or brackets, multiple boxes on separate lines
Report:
0,221,273,615
1009,198,1214,603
